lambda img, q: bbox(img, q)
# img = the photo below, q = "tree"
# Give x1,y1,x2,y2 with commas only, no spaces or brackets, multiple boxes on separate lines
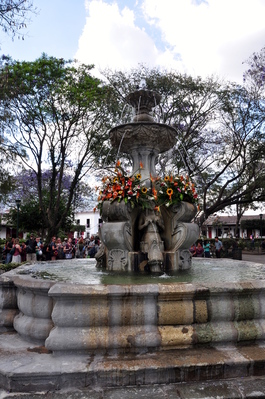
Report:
6,169,87,237
243,47,265,90
101,66,265,225
0,54,114,241
0,55,27,204
0,0,37,43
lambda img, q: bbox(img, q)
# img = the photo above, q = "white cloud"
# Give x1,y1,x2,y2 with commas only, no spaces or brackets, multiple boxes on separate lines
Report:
75,0,265,83
142,0,265,82
75,0,159,74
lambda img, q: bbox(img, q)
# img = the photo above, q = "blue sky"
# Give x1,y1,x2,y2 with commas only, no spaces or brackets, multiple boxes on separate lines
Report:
1,0,265,83
0,0,86,61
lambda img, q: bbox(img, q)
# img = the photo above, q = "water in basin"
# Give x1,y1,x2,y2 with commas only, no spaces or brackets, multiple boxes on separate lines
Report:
16,257,265,285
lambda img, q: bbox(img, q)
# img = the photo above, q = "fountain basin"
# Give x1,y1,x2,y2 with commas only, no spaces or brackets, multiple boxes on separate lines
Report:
2,259,265,354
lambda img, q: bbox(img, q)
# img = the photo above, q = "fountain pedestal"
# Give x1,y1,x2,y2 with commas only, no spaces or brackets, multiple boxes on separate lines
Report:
97,89,199,272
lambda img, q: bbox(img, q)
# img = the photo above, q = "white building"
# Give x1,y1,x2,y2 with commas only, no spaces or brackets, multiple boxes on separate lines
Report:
74,209,102,238
0,211,15,239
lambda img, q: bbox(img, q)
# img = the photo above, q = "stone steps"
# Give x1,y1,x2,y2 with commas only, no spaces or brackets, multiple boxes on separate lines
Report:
2,332,265,394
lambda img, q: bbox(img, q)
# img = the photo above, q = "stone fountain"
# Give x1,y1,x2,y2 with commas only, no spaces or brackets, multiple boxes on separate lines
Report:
1,90,265,396
97,89,199,273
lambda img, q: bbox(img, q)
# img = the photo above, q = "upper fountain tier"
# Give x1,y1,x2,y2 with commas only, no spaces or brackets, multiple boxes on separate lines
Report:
109,89,177,155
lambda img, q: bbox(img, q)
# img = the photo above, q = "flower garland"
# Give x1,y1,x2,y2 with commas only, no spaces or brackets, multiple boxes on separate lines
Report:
95,162,154,213
95,162,198,214
154,174,198,208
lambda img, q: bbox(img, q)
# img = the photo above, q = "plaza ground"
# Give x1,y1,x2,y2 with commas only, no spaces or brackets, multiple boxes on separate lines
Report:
241,249,265,264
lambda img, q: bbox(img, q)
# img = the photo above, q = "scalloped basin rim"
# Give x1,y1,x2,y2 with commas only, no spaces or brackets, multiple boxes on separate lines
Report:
109,121,177,134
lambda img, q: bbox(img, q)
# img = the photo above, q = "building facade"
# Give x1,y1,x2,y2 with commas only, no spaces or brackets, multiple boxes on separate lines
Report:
74,210,102,238
202,214,264,239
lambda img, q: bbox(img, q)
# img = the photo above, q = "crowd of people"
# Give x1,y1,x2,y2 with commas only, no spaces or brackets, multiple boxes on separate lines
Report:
2,234,100,264
190,237,223,258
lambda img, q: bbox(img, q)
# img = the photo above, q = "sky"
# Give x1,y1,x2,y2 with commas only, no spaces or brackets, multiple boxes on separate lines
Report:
1,0,265,84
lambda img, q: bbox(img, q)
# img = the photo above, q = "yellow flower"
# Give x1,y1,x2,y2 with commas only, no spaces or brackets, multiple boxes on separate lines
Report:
141,187,148,194
136,173,141,180
164,176,170,181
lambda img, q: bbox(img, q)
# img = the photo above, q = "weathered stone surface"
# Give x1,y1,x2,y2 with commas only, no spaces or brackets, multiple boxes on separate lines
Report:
158,300,194,325
3,332,265,394
12,277,55,344
0,277,18,331
159,325,193,347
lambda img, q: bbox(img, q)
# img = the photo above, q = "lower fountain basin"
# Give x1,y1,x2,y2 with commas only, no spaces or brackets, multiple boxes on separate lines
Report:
7,257,265,284
1,258,265,355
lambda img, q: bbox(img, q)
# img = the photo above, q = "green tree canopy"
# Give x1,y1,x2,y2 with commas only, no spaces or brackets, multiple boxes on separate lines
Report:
0,54,114,241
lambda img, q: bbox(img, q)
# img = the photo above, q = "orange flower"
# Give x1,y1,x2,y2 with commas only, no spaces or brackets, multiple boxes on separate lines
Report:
140,161,144,169
167,188,173,200
116,160,121,167
152,188,157,200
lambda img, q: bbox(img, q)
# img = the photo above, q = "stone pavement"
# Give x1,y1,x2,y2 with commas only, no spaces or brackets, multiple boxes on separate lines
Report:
2,377,265,399
1,376,265,399
242,250,265,264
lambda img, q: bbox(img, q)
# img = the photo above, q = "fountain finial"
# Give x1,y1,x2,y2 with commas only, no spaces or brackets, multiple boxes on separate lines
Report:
126,89,161,122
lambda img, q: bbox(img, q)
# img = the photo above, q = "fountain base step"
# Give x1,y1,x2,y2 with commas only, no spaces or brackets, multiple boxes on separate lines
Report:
2,331,265,393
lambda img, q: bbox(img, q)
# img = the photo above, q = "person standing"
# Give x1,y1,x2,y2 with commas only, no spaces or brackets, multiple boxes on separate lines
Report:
36,237,43,261
4,239,13,264
20,241,27,262
42,242,51,261
214,237,223,258
26,234,37,262
11,238,22,263
64,238,73,259
56,238,65,259
50,236,58,261
203,240,211,258
78,237,85,258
